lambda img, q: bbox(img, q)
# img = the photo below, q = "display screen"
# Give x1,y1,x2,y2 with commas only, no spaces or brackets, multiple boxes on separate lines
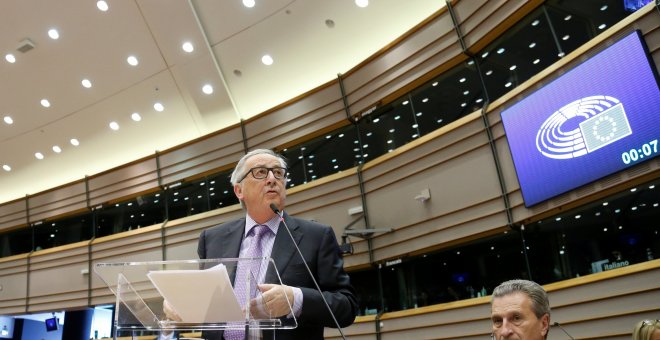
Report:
45,317,58,332
501,31,660,207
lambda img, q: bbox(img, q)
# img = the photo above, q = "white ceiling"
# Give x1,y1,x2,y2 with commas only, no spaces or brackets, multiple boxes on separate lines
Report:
0,0,444,204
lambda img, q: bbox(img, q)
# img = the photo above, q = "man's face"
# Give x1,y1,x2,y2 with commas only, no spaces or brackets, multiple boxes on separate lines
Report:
491,292,549,340
234,153,286,221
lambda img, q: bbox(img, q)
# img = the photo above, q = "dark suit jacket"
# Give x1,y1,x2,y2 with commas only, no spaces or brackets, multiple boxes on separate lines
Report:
197,213,358,340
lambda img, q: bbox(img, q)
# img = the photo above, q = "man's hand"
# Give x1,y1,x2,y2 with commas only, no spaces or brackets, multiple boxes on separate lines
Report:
249,284,295,318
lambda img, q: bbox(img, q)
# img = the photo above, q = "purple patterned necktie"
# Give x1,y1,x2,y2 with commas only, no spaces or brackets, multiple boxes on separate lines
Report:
225,224,269,340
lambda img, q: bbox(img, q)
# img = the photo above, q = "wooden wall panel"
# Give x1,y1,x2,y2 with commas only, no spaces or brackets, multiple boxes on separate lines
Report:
0,255,28,314
88,158,159,206
0,199,27,231
27,181,87,222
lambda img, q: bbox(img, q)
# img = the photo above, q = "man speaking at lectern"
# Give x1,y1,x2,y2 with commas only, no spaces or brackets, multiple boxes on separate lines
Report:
197,149,358,340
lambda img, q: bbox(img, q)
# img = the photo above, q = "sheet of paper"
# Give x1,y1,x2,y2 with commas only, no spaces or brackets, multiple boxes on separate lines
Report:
147,263,244,323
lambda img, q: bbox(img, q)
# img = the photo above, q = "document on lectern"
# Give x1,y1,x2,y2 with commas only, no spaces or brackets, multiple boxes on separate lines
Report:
147,263,243,323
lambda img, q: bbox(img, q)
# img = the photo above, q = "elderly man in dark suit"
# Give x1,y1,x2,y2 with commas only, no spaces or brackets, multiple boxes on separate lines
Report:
198,148,358,340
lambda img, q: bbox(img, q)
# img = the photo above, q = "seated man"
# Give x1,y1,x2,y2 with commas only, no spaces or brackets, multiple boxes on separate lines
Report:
490,279,551,340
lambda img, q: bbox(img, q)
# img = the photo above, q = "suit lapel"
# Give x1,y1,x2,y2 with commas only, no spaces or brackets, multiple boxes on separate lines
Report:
214,219,245,281
265,213,303,284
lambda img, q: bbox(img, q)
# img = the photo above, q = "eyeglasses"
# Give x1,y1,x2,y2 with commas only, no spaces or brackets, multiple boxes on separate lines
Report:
239,167,288,182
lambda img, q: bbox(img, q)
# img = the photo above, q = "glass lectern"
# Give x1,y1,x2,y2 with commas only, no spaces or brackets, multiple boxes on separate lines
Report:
94,258,296,339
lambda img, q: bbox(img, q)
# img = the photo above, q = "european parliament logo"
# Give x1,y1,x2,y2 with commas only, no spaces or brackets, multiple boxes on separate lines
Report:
535,96,632,160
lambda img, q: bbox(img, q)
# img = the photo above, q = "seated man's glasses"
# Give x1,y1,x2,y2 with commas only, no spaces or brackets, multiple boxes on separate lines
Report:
239,167,288,182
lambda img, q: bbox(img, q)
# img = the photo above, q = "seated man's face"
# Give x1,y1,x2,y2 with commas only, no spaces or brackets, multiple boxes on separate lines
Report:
491,292,549,340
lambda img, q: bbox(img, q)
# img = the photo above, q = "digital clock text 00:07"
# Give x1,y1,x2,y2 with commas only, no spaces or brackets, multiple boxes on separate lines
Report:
621,139,658,165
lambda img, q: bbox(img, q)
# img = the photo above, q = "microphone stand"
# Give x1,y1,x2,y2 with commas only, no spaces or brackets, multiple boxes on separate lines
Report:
553,321,575,340
270,204,348,340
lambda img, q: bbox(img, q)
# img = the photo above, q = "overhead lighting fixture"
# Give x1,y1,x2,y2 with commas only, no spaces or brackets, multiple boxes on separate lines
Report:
600,5,608,11
109,121,119,130
2,165,10,172
261,54,274,65
48,29,59,40
598,24,607,30
41,99,51,108
422,98,428,103
497,47,505,54
182,42,194,53
509,65,517,70
402,100,409,105
562,35,570,41
131,112,142,121
81,79,92,88
97,0,109,11
432,81,438,86
531,19,540,26
154,102,164,112
202,84,214,94
529,42,536,48
52,145,62,153
505,82,512,88
70,138,80,146
355,0,369,8
459,77,466,83
3,116,13,124
242,0,255,8
485,70,493,75
463,90,469,95
5,54,16,63
127,55,139,66
35,152,44,160
533,59,540,64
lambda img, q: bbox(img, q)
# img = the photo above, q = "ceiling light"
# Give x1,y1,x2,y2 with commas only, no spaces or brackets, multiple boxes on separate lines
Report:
70,138,79,146
394,115,400,120
131,112,142,121
600,5,608,11
533,59,540,64
412,134,418,138
41,99,51,107
481,51,489,58
154,102,164,112
575,214,581,219
109,121,119,130
355,0,369,8
562,35,570,41
497,48,505,54
202,84,214,94
437,119,443,124
505,82,512,88
366,132,372,136
127,56,138,66
603,202,608,206
402,100,409,105
630,188,637,192
52,145,62,153
48,29,59,40
461,103,467,107
509,65,517,70
416,112,422,116
558,52,565,57
432,82,438,86
35,152,44,160
5,54,16,63
486,70,493,75
459,77,466,83
373,118,380,123
389,128,395,133
476,98,483,103
81,79,92,88
242,0,255,8
555,217,561,221
182,42,194,53
2,165,10,172
650,185,655,189
3,116,13,124
463,90,469,95
261,54,273,65
387,140,393,144
531,19,540,26
529,42,536,48
97,0,109,11
598,24,607,30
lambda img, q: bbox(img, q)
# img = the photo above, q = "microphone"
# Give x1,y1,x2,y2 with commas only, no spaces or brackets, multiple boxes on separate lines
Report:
553,321,575,340
269,203,347,340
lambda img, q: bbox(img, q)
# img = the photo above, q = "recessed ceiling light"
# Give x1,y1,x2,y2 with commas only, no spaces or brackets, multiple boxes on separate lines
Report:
459,77,466,83
97,0,109,11
2,165,10,172
505,82,512,88
485,70,493,75
509,65,517,70
432,81,438,86
48,29,59,40
562,35,570,41
202,84,214,94
41,99,51,108
242,0,255,8
598,24,607,30
531,19,540,26
355,0,369,7
154,102,164,112
81,79,92,88
558,52,565,57
52,145,62,153
3,116,13,124
463,90,469,95
600,5,608,11
35,152,44,160
481,51,489,58
131,112,142,121
127,56,139,66
182,42,194,53
5,54,16,63
564,15,572,21
422,98,428,103
70,138,79,146
109,121,119,130
261,54,274,65
529,42,536,48
416,112,422,117
476,98,483,103
461,103,467,107
497,48,505,54
402,100,409,105
533,59,540,64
